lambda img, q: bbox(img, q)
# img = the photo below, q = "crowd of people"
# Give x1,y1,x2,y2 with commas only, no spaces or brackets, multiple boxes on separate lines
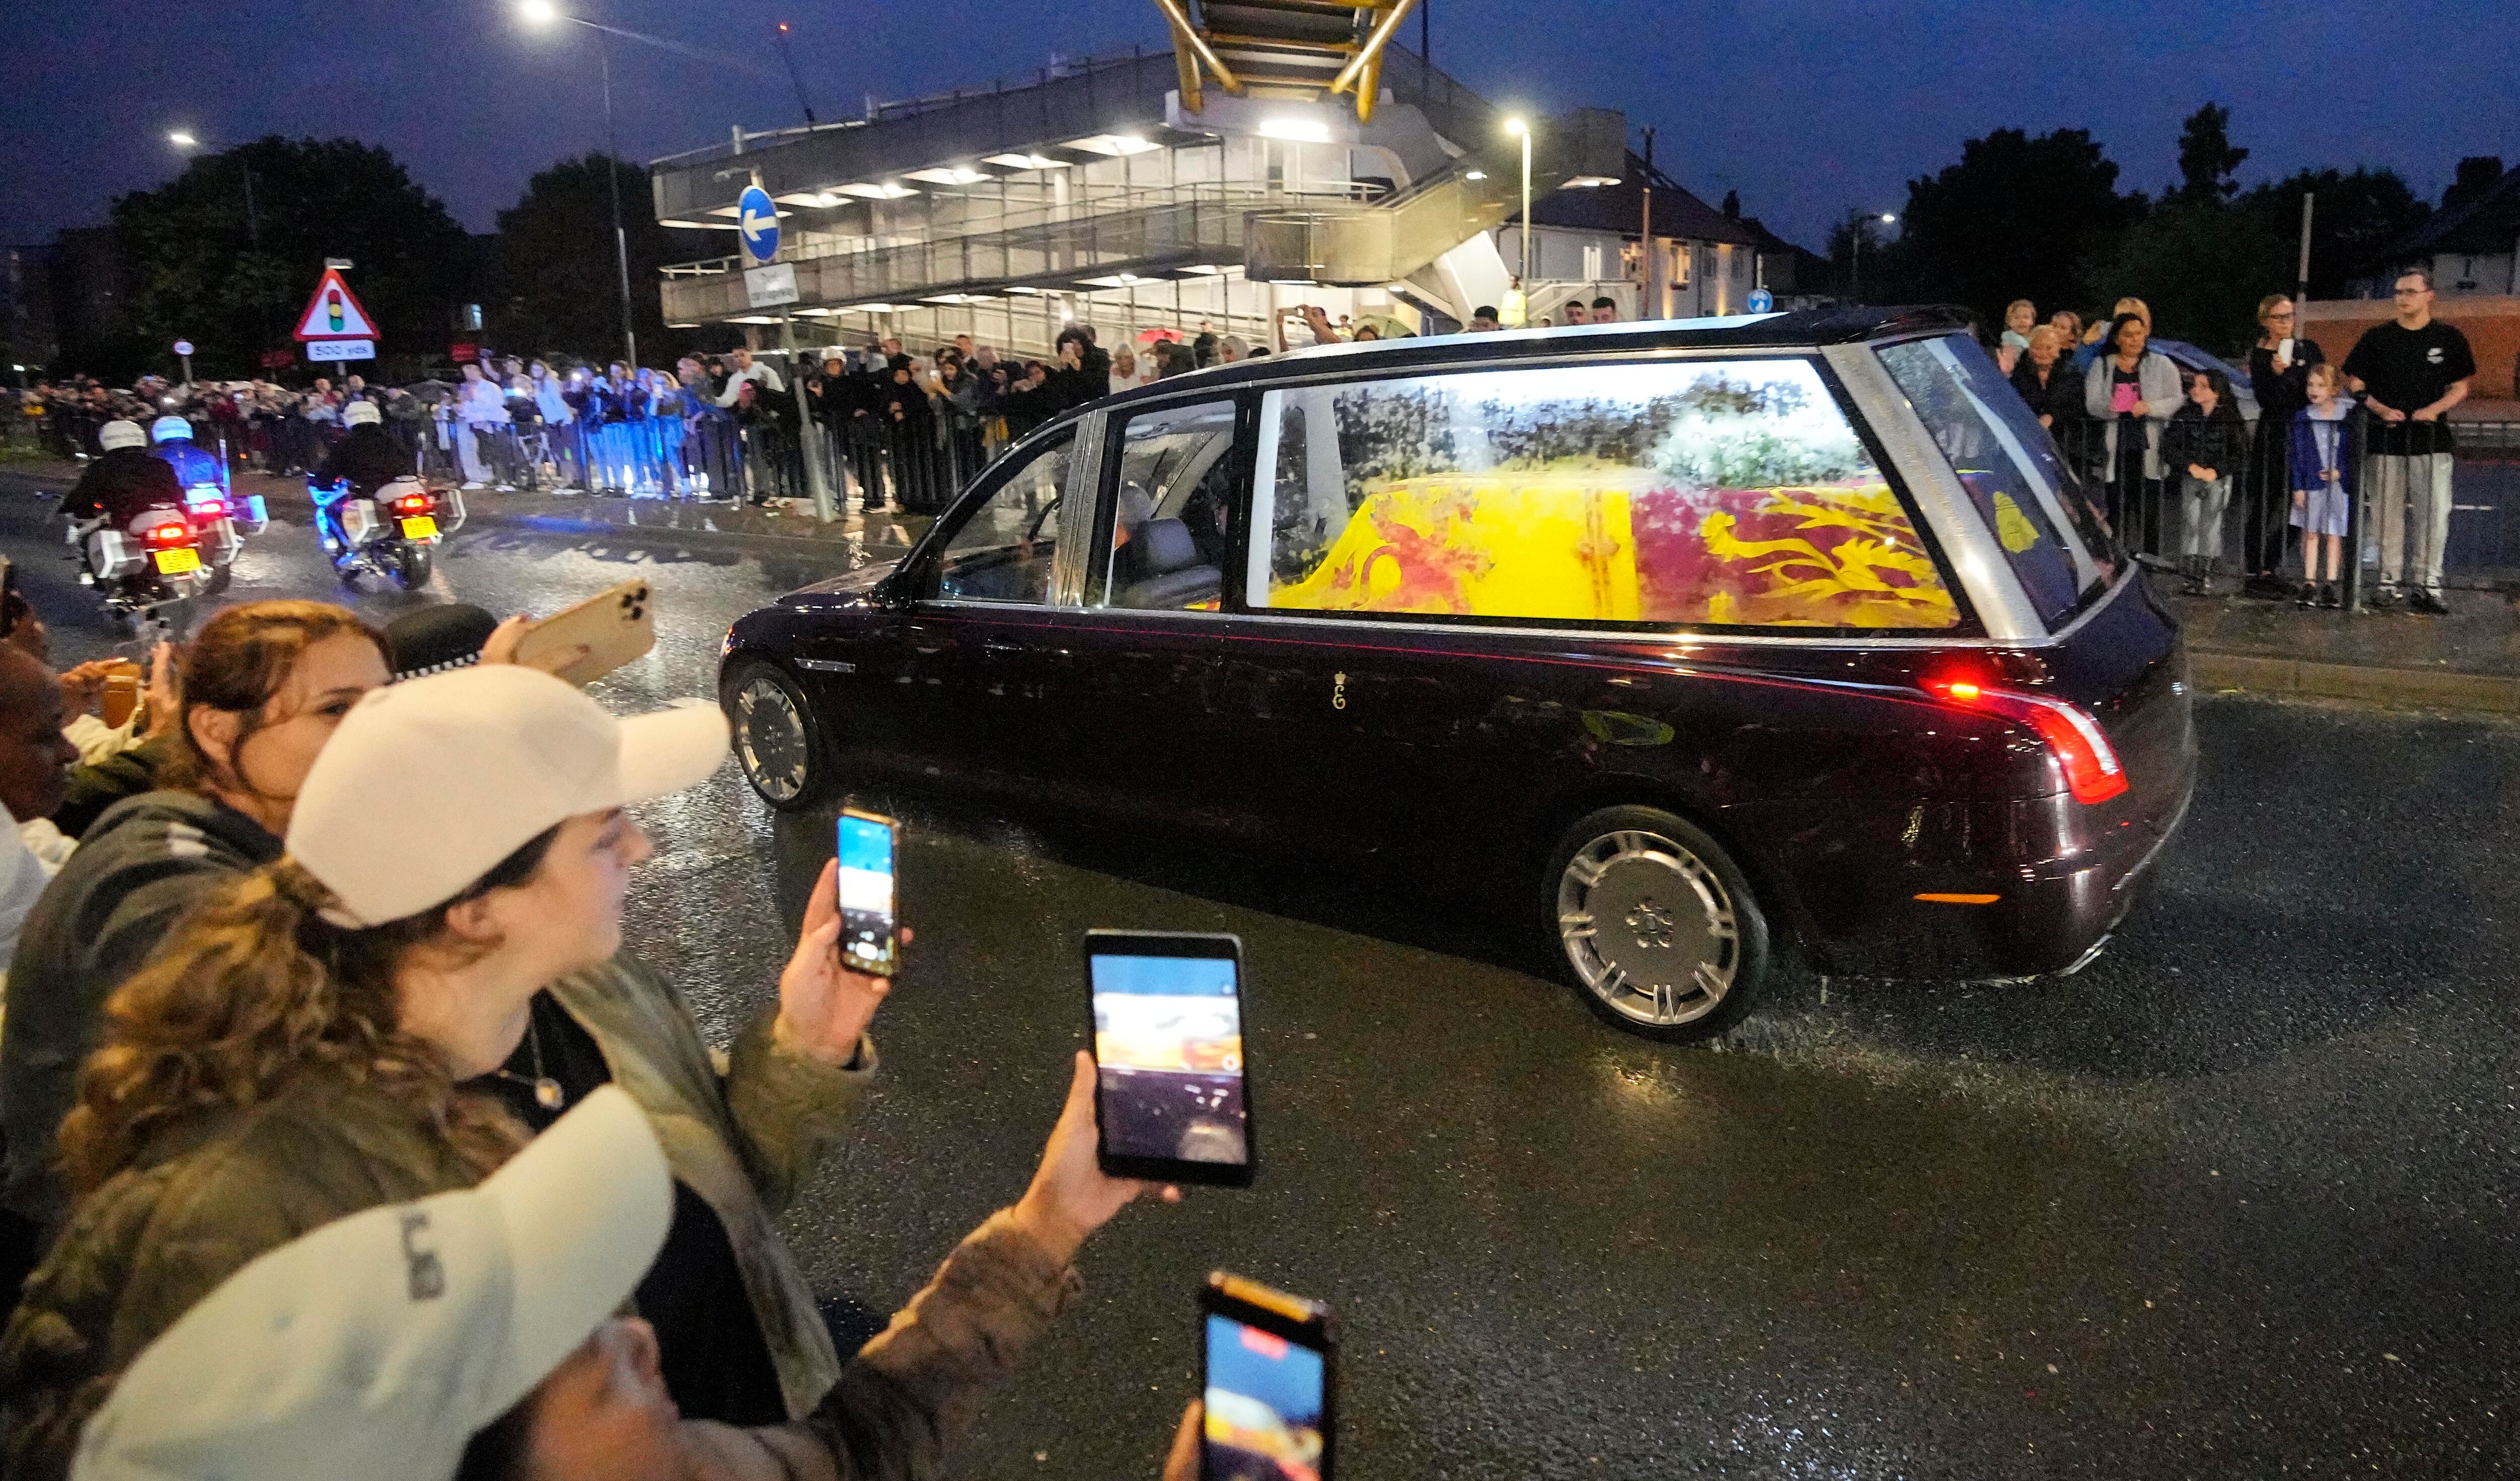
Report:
1989,271,2477,607
8,270,2479,602
0,317,1295,518
0,585,1244,1481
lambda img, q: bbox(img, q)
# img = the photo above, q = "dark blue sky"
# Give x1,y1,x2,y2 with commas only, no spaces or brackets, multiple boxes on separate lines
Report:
2,1,2511,253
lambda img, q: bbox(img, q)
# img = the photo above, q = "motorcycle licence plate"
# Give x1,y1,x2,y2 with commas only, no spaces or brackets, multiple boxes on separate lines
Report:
152,547,202,574
399,516,438,539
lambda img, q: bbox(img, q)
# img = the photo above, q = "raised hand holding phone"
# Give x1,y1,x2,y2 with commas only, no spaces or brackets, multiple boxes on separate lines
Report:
773,855,901,1063
1010,1051,1182,1264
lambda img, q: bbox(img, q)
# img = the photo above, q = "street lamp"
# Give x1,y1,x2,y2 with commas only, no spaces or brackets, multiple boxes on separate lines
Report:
519,1,639,371
1503,116,1532,291
170,129,271,362
1850,210,1896,302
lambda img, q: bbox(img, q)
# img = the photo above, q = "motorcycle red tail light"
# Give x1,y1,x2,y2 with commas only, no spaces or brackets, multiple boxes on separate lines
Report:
1924,677,2127,805
396,495,430,513
192,500,227,517
150,523,188,543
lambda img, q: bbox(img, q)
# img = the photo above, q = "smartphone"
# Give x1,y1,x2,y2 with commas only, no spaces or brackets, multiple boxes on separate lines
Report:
1200,1273,1334,1481
514,577,655,686
1086,930,1252,1187
835,809,899,975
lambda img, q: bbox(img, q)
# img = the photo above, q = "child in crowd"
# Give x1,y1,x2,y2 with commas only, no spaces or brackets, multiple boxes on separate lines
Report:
2165,367,2247,595
2288,361,2355,609
1996,298,2036,373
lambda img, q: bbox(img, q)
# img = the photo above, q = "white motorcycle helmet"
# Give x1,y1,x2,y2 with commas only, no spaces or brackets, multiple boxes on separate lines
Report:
97,419,148,452
343,400,382,427
150,415,194,444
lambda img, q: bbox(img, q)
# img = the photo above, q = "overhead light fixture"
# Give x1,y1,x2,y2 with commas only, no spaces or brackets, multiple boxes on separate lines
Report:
833,181,917,199
1502,116,1528,137
1257,117,1332,143
792,306,841,317
921,292,1000,304
658,217,740,229
1063,134,1159,157
725,314,783,325
1564,175,1621,188
843,302,906,314
1003,284,1043,295
1176,263,1228,276
1464,169,1487,181
1076,273,1149,289
984,152,1069,171
905,166,988,185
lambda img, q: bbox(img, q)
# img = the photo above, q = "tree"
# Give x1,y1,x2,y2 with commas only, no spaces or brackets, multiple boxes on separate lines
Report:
111,138,474,380
2170,103,2248,207
2235,167,2430,296
487,153,712,365
2441,156,2507,215
1875,127,2146,324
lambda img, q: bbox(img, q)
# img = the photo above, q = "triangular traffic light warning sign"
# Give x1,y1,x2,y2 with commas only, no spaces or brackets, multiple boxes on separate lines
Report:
293,268,379,342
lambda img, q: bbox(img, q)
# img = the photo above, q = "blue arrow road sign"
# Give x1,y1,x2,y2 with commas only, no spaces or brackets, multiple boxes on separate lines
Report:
1745,287,1775,314
737,185,780,264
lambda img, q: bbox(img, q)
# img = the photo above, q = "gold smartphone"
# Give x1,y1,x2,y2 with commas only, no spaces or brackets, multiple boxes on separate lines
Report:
514,578,655,686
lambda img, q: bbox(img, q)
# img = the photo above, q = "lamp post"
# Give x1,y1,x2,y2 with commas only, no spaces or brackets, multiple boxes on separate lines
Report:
1503,116,1532,288
169,130,270,364
1850,211,1896,303
519,1,639,371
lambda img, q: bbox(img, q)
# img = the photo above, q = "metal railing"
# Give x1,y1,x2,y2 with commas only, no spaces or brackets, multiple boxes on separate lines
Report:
661,182,1374,324
2046,413,2520,599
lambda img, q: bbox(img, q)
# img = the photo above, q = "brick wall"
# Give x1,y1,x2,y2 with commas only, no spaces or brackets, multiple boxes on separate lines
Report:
2301,295,2520,401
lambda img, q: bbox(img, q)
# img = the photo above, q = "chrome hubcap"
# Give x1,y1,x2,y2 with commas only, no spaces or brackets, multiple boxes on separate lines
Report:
733,678,809,802
1557,829,1738,1026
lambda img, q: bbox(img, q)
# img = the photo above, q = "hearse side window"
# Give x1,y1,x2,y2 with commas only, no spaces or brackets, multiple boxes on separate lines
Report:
1875,334,2119,625
1094,399,1241,610
1245,359,1958,630
932,430,1072,605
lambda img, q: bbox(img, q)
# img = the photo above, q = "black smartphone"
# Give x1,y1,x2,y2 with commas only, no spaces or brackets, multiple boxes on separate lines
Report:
1085,930,1252,1187
835,808,898,975
1200,1272,1334,1481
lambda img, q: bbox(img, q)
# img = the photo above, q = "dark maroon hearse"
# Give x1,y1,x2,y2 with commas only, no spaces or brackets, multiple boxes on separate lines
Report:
720,308,2195,1040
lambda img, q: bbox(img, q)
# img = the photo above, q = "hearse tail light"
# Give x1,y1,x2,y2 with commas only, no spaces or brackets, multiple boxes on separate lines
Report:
1924,677,2127,805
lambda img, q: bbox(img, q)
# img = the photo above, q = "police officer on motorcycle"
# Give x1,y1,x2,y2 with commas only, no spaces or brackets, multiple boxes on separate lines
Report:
310,399,409,556
149,414,226,494
62,420,183,528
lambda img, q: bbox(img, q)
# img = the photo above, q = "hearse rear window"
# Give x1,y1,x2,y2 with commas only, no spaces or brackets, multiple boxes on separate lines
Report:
1245,359,1957,630
1874,334,2117,625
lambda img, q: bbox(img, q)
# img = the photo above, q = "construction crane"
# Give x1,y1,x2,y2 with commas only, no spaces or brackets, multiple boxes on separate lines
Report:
1151,0,1424,122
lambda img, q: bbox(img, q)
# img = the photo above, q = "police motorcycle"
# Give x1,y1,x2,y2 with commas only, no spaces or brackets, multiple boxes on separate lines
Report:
68,421,224,638
148,415,259,594
310,404,464,590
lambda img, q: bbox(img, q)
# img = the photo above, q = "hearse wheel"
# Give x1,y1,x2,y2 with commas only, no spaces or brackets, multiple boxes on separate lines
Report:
1544,805,1769,1042
722,658,829,811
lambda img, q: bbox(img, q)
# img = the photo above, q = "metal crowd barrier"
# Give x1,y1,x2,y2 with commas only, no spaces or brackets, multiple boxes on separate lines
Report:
2044,413,2520,602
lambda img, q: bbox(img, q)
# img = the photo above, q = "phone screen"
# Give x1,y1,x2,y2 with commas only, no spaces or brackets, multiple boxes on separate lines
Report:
835,813,896,974
1203,1312,1327,1481
1090,947,1248,1174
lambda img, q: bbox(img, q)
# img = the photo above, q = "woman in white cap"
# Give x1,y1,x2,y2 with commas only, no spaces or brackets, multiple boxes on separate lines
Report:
0,667,918,1477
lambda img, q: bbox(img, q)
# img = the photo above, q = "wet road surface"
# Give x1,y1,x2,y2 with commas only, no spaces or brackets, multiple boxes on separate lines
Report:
5,491,2514,1478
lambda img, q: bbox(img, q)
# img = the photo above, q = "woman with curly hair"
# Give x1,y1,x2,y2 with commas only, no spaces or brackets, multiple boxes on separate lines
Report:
2,600,392,1240
0,667,895,1480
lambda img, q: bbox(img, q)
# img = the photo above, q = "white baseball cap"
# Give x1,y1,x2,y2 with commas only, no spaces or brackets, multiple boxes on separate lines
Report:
73,1085,671,1481
287,664,728,927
